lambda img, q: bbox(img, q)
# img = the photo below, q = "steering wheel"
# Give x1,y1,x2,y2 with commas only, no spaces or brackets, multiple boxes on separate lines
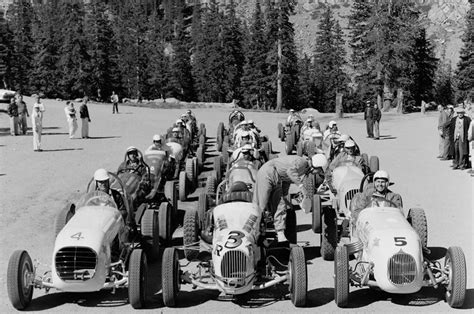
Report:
86,194,116,207
370,195,399,208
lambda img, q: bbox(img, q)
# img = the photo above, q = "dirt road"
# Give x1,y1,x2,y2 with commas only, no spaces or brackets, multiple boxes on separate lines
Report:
0,99,472,312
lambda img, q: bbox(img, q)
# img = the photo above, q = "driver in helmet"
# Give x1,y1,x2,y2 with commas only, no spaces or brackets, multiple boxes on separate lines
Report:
286,109,300,126
350,170,403,222
94,168,126,218
185,109,196,121
117,146,147,176
148,134,172,155
175,118,185,130
235,130,253,148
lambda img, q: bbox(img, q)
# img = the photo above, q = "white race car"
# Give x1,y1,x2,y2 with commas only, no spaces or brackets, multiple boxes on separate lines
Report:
334,196,467,308
6,173,153,310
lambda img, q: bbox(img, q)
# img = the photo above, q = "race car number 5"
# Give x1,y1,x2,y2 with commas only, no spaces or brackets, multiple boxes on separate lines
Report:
394,237,407,246
225,231,244,249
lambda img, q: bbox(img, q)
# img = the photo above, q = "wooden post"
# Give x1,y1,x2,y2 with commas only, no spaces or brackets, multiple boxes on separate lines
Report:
335,92,343,118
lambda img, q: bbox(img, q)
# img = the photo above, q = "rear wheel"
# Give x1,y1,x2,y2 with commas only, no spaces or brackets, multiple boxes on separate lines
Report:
178,171,187,201
321,208,337,261
162,248,180,307
216,122,224,152
312,195,322,233
196,146,204,172
54,203,75,238
213,155,223,183
185,158,195,190
159,202,172,244
141,209,160,261
369,155,379,173
183,208,200,261
7,250,34,310
197,192,208,228
222,138,229,165
444,246,466,308
334,245,349,307
407,208,427,248
206,174,216,195
128,249,147,309
289,246,307,307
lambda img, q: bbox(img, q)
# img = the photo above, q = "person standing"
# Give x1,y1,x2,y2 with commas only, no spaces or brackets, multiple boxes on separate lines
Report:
451,108,472,170
16,95,29,135
372,103,382,140
64,101,78,139
364,100,374,138
468,116,473,174
32,94,45,113
31,103,43,151
446,105,456,160
437,104,449,159
7,98,19,136
111,91,119,114
79,97,91,139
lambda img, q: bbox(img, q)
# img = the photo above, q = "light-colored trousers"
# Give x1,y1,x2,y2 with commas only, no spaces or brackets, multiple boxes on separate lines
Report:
439,131,449,158
68,118,78,138
10,117,18,135
33,127,42,150
373,121,380,139
81,118,89,138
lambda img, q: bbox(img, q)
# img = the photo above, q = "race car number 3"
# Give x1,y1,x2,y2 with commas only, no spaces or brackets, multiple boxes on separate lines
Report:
225,231,244,248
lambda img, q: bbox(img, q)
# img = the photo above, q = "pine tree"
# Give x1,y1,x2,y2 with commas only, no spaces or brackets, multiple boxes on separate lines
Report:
0,8,12,89
434,60,454,106
297,54,316,109
454,1,474,102
6,0,35,93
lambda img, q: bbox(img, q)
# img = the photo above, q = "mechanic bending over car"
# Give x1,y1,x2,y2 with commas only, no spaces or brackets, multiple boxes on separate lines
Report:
94,168,127,218
253,154,327,245
350,170,403,223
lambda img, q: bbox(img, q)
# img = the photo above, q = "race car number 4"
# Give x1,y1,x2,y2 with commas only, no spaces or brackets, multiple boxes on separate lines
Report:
71,232,84,240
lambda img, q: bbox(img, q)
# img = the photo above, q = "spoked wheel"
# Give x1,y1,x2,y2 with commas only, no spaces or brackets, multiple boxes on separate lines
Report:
288,246,307,307
141,209,160,262
312,195,322,233
321,207,337,261
178,171,187,201
129,249,147,309
334,245,349,307
183,208,200,261
7,250,34,310
162,248,181,307
158,202,172,244
407,208,427,248
444,246,466,308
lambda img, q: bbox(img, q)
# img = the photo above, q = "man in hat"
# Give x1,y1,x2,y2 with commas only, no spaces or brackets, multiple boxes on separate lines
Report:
79,97,91,138
437,104,450,159
31,103,43,151
16,94,29,135
64,101,78,139
444,105,456,160
372,103,382,140
7,98,19,136
364,100,374,138
451,107,471,170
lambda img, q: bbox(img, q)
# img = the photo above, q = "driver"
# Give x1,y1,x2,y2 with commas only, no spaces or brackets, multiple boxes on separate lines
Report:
94,168,126,218
286,109,300,126
235,130,254,148
350,170,403,222
117,146,147,176
185,109,196,122
148,134,172,155
323,120,341,141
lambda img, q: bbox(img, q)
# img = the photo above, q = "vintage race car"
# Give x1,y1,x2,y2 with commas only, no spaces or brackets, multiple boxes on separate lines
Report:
296,128,324,157
277,116,303,155
7,173,154,310
334,198,467,308
161,179,307,307
216,110,245,152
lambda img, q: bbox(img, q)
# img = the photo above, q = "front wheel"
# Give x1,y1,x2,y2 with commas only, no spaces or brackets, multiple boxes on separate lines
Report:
312,195,322,233
162,248,181,307
178,171,187,201
159,202,172,244
334,245,349,307
321,208,337,261
289,246,307,307
444,246,466,308
128,249,147,309
407,208,427,248
7,250,34,310
140,209,159,262
183,208,200,261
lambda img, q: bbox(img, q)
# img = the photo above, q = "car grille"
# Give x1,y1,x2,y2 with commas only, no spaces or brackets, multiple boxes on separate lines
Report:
344,189,359,208
221,250,248,287
388,251,416,285
55,247,97,281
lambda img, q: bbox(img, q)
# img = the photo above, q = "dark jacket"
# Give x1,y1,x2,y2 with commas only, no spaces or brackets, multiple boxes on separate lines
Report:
372,108,381,122
7,102,18,117
364,107,373,120
451,116,472,151
79,103,90,120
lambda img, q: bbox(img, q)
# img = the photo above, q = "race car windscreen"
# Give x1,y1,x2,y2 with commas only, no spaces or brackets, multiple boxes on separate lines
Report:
76,191,117,209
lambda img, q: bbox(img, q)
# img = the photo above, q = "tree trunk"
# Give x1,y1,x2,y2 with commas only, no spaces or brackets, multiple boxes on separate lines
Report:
382,80,391,112
335,92,343,118
397,88,404,113
276,37,282,112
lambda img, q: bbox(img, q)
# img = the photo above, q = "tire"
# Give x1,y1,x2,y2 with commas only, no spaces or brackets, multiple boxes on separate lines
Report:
185,158,194,189
162,247,180,307
141,209,160,262
206,174,216,195
179,171,187,201
213,156,223,183
296,142,303,156
217,122,224,151
285,208,297,244
159,202,172,244
183,208,200,261
128,249,147,309
262,141,271,161
7,250,34,310
285,134,294,155
197,192,208,228
361,153,369,167
369,155,379,173
196,146,204,172
289,246,307,307
164,181,178,218
278,123,283,140
407,208,428,248
444,246,466,308
321,207,337,261
192,157,198,187
312,195,322,233
54,203,75,238
334,245,349,307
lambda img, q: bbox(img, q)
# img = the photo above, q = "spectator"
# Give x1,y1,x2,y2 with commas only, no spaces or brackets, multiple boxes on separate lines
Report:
451,107,472,170
111,91,119,114
364,100,374,138
445,105,456,160
7,98,19,136
32,94,45,113
79,97,91,139
437,104,449,159
468,116,473,175
16,94,29,135
64,101,78,139
31,103,43,151
372,103,381,140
